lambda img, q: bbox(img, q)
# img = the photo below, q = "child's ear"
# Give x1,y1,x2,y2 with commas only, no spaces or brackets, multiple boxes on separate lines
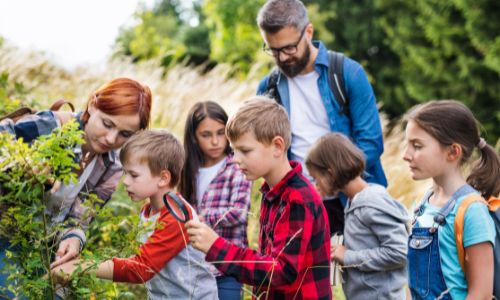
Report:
158,170,172,188
271,136,286,157
447,143,462,162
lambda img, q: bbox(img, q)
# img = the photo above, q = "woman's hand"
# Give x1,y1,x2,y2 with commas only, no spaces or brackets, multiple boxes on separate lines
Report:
51,237,81,268
185,220,219,254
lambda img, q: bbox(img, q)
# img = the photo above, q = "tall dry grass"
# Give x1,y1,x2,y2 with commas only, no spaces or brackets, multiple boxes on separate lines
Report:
1,41,430,299
1,40,431,202
0,41,262,140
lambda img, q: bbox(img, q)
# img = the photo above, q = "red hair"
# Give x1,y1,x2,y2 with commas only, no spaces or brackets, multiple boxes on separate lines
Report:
81,78,152,129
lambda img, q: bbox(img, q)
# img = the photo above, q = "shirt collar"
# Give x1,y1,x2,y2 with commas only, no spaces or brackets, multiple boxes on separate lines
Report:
313,40,329,68
260,160,303,202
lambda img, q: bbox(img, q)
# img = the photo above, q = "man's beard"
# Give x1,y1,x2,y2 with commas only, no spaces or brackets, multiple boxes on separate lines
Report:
277,45,310,78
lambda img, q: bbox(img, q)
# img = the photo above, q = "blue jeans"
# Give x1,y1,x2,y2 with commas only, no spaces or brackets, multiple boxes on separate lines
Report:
216,276,242,300
0,239,61,300
0,238,17,299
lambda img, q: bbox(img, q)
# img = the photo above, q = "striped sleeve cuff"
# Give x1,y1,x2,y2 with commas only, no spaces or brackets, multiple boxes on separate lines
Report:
61,228,86,251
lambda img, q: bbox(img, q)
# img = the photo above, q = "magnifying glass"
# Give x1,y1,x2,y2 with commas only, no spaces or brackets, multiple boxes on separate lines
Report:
163,191,190,223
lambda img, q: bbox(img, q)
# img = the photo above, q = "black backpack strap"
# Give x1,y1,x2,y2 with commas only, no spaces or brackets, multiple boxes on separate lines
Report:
265,67,282,105
327,51,348,115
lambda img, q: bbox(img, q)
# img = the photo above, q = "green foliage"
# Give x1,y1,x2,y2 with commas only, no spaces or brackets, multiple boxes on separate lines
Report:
0,120,84,299
116,10,182,61
376,0,500,141
0,123,145,299
0,73,145,298
62,197,144,299
0,72,28,115
203,0,265,72
114,0,211,67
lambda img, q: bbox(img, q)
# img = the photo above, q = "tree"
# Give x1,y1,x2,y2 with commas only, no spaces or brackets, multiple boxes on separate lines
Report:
377,0,500,141
202,0,265,73
114,0,211,67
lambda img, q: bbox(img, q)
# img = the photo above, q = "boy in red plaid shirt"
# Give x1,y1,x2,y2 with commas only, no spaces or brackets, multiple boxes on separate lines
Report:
186,97,331,299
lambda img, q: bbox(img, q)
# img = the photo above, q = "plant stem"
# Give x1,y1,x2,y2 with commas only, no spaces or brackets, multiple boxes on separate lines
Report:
41,188,55,300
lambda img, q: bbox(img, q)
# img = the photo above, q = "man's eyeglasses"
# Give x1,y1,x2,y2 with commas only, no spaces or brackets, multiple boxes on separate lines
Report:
262,26,307,57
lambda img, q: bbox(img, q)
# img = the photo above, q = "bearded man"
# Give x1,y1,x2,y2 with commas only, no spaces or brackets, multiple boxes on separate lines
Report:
256,0,387,236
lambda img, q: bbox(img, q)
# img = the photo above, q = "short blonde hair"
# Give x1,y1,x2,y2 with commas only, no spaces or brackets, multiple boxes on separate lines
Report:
226,96,291,149
120,129,184,186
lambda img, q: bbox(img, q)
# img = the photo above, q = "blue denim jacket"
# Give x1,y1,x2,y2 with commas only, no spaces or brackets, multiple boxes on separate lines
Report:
257,41,387,186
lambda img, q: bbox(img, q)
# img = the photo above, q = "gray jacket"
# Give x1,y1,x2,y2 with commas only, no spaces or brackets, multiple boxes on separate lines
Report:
342,184,409,300
145,245,218,300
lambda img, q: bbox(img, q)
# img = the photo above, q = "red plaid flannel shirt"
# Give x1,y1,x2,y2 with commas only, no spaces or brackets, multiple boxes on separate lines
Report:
206,161,331,299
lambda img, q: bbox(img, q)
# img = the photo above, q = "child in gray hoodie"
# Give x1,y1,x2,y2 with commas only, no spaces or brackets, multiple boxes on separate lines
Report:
306,133,410,300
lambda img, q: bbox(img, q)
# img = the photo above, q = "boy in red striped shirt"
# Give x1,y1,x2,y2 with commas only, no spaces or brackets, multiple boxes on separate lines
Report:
187,97,331,299
52,129,218,299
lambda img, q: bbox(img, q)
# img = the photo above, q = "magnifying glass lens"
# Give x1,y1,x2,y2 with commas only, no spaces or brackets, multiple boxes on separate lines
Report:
163,192,189,223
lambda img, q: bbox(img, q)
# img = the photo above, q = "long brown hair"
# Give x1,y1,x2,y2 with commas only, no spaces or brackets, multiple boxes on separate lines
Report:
81,77,152,130
405,100,500,198
178,101,232,205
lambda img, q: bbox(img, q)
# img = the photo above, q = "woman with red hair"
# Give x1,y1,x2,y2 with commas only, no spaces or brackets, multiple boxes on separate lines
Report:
0,77,152,297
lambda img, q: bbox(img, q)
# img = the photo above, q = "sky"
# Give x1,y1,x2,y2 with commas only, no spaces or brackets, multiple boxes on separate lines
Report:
0,0,154,70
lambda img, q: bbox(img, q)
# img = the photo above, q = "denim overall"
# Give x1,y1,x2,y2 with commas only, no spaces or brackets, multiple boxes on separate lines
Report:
408,184,475,300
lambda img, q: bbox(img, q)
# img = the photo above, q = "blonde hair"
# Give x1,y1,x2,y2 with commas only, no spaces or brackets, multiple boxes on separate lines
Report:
120,129,184,186
226,96,291,149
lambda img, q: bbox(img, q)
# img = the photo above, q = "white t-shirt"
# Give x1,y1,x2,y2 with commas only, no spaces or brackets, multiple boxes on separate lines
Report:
287,71,330,178
196,158,226,206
